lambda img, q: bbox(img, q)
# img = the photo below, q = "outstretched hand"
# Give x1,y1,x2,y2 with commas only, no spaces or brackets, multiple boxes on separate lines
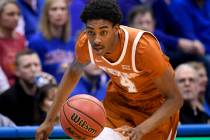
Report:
35,121,54,140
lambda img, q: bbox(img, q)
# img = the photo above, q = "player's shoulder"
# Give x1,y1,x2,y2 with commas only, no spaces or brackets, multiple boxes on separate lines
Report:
75,31,89,53
120,25,143,34
141,31,157,42
75,31,90,64
136,31,161,53
120,25,155,40
76,31,88,46
120,25,147,33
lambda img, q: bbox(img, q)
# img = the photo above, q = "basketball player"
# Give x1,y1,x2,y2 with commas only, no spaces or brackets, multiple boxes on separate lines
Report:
36,0,183,139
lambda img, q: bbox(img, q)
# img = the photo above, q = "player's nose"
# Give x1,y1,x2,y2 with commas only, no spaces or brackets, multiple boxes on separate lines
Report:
94,35,102,44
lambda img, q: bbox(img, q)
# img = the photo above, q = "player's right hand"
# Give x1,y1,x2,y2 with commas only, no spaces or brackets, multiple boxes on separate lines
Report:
35,121,54,140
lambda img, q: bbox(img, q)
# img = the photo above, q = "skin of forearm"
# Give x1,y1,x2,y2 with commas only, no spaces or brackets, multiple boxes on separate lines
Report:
136,68,183,135
45,64,83,123
137,95,182,135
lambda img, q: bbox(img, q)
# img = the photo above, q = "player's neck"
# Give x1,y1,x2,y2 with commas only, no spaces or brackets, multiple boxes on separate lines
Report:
103,33,122,62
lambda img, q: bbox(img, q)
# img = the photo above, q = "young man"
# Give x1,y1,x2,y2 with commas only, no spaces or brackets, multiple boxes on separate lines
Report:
36,0,183,140
0,49,56,125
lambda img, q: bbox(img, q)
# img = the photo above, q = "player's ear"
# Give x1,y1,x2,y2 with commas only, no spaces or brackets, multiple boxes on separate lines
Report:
113,24,120,32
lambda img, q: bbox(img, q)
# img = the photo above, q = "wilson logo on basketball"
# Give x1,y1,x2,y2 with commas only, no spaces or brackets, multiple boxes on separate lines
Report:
71,113,97,135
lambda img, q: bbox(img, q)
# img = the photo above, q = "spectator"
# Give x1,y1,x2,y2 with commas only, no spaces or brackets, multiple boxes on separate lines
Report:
116,0,154,25
71,63,108,101
152,0,183,37
175,63,210,124
152,0,205,68
188,62,208,103
29,0,75,83
0,0,26,86
152,0,210,100
0,49,56,125
169,0,210,108
188,61,210,116
0,66,10,94
34,84,58,125
127,4,206,66
127,5,166,52
16,0,45,40
170,0,210,56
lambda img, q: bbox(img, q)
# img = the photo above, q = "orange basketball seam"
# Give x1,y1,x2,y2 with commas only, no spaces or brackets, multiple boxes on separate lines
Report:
68,98,106,116
62,104,94,138
67,102,104,129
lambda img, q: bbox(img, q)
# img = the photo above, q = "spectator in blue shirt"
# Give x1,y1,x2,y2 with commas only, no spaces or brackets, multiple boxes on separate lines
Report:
17,0,45,40
170,0,210,108
170,0,210,55
127,5,204,59
151,0,205,68
29,0,75,83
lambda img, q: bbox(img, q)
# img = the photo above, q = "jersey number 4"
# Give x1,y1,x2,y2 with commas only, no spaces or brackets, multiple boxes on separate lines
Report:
120,75,137,92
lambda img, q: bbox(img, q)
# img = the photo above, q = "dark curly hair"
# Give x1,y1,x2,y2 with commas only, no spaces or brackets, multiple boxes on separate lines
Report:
80,0,122,25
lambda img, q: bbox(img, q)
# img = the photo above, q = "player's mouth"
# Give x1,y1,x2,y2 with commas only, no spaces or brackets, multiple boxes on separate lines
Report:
93,45,103,51
183,89,192,94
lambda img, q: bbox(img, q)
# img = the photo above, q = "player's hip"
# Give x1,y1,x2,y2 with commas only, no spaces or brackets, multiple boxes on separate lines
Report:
105,110,179,140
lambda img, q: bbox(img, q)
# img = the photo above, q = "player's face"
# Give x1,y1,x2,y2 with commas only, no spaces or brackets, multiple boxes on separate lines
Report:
0,3,20,30
85,19,119,56
16,54,42,84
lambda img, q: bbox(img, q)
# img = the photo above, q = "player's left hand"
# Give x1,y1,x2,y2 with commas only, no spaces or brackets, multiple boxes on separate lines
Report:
124,126,143,140
115,125,143,140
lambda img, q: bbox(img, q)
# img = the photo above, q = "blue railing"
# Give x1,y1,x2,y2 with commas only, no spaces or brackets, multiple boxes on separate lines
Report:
0,125,210,139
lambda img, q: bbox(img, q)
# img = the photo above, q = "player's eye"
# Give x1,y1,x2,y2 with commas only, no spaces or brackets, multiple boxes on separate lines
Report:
100,31,108,36
87,31,95,36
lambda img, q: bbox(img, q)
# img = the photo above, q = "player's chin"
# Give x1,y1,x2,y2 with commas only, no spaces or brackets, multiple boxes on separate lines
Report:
93,49,105,56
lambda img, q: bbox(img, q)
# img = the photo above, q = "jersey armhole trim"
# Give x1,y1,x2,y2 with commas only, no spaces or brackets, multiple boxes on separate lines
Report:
88,40,95,64
101,26,129,65
132,31,145,73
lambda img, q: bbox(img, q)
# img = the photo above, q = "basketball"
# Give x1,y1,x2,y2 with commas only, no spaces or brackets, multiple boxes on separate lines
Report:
60,94,106,140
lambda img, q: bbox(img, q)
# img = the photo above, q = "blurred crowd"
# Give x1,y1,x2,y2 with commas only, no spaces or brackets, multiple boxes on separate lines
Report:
0,0,210,126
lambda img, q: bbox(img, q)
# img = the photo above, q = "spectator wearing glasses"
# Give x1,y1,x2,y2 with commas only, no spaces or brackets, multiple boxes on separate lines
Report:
175,63,210,124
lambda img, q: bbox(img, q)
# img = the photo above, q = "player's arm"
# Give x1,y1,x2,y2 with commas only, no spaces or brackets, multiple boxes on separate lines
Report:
46,58,88,123
36,58,89,140
118,68,183,140
125,33,183,140
135,67,183,137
